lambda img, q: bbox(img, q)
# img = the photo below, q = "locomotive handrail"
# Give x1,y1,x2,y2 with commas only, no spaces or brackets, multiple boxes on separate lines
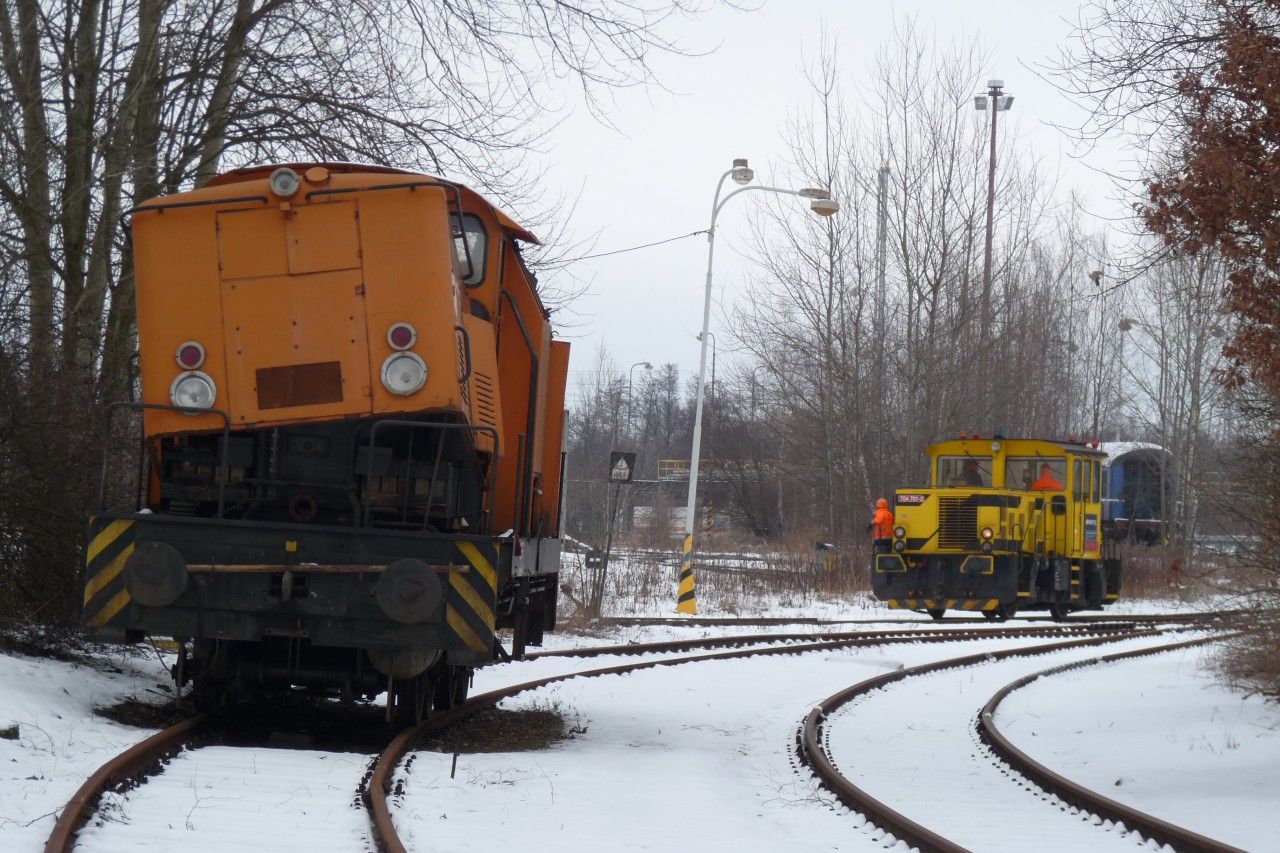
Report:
359,419,499,528
455,324,473,384
98,402,232,518
125,194,269,217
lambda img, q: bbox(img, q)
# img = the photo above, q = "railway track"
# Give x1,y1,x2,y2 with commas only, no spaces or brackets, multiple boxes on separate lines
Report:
978,635,1246,853
797,628,1241,852
44,618,1231,852
600,609,1241,628
522,622,1138,660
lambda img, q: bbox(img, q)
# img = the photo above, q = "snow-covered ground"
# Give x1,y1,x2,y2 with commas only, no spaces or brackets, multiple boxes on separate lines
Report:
0,645,175,851
996,642,1280,851
1,605,1275,852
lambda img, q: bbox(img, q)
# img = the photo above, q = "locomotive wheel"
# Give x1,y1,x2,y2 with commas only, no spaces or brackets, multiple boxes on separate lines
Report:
433,666,471,710
927,608,946,621
983,602,1017,621
391,674,430,728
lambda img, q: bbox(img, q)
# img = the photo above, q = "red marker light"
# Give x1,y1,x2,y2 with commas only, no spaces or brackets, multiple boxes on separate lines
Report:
175,341,205,370
387,323,416,351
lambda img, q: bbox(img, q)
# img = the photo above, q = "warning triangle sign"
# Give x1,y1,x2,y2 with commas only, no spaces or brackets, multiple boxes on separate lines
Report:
608,451,636,483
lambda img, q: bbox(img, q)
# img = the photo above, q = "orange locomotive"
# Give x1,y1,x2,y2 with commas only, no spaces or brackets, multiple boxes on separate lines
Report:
84,164,568,722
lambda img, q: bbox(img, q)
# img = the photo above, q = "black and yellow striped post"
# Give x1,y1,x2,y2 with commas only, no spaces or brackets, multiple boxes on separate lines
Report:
677,533,697,614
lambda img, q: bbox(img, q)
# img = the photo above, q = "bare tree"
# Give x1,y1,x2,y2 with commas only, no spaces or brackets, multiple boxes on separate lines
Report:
0,0,732,627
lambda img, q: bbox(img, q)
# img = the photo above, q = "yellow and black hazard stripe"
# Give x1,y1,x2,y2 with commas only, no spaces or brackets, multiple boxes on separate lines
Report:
84,517,137,629
676,534,697,614
446,541,498,658
887,598,1000,612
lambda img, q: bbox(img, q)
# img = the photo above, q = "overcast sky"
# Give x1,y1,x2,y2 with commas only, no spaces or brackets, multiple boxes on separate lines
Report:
526,0,1135,403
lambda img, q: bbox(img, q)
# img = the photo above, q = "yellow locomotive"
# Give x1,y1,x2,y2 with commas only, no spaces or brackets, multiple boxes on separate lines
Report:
871,437,1121,620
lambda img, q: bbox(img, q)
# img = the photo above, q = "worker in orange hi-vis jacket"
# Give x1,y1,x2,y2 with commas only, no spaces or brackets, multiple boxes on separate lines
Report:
1031,463,1063,491
869,498,895,554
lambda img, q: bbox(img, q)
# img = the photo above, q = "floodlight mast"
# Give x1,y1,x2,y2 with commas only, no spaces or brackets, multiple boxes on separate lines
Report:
975,77,1014,434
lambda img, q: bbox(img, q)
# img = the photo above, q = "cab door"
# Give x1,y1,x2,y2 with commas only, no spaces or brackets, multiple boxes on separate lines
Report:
1071,458,1086,554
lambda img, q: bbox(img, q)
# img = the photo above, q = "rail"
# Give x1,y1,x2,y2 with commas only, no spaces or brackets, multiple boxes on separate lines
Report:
796,629,1180,852
978,634,1246,853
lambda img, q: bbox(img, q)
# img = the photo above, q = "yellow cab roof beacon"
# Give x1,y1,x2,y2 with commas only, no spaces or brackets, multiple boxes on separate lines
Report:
85,163,569,724
870,434,1120,621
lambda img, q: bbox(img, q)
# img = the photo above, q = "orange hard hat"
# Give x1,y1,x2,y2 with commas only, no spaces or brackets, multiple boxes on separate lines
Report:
1040,463,1053,474
876,498,888,508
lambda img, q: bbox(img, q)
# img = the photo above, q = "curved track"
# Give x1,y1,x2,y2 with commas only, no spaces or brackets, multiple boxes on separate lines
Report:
46,618,1225,852
43,715,209,853
365,623,1151,852
797,628,1241,852
978,635,1245,853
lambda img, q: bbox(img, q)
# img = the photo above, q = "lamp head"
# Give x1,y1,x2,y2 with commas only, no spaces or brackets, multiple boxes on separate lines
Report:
643,361,653,369
798,187,830,199
730,158,753,185
810,197,840,217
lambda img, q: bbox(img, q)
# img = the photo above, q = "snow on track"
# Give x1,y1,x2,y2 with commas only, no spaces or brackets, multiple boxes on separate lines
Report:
75,746,371,853
389,636,1077,852
823,633,1211,852
994,641,1280,851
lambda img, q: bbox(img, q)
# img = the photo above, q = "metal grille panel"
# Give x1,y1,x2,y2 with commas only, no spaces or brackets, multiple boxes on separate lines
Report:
938,496,977,549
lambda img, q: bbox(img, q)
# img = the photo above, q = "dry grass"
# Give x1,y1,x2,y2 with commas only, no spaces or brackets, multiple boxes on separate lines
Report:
559,528,869,618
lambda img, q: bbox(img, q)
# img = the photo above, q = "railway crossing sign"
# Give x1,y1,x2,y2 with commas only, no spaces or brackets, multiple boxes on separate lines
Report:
608,451,636,483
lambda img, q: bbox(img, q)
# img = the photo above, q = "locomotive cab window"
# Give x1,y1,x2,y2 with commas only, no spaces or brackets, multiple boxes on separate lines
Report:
453,214,488,287
936,456,991,487
1005,456,1066,491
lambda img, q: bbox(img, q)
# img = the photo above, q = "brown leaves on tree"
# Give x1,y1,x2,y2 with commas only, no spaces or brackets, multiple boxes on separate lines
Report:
1143,1,1280,397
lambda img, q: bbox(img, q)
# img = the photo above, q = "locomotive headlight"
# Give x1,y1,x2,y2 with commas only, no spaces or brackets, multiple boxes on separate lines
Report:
981,541,994,554
169,371,216,411
981,527,994,540
381,352,428,396
894,526,906,539
893,539,906,553
269,167,301,198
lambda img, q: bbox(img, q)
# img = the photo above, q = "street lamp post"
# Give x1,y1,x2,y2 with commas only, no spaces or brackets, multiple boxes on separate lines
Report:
974,79,1014,430
626,361,652,435
679,158,838,614
697,331,716,455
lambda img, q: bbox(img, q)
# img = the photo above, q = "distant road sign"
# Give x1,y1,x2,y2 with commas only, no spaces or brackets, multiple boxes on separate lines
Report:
609,451,636,483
